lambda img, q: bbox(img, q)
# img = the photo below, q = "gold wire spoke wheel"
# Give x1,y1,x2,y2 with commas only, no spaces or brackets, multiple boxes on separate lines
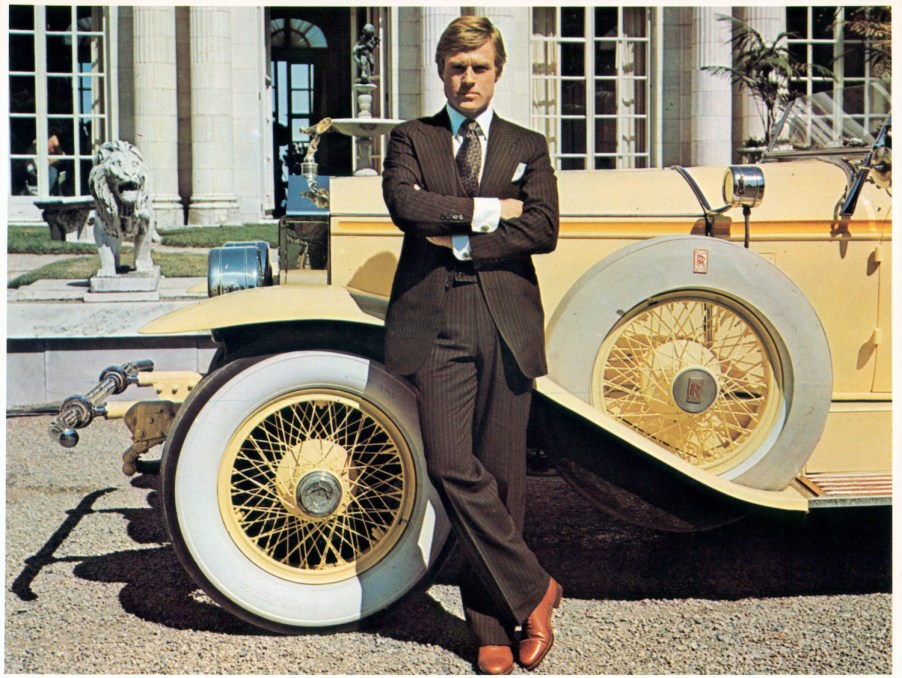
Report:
547,236,831,493
217,389,416,584
592,291,785,474
163,352,451,630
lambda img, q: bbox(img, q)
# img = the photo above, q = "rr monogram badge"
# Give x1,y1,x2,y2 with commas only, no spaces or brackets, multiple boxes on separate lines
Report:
685,376,704,405
693,248,708,274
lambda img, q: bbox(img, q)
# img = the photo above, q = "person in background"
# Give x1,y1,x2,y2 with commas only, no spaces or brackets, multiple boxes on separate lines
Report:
24,131,65,195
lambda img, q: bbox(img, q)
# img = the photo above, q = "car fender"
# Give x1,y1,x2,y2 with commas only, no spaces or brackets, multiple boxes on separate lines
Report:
534,375,809,516
139,285,383,335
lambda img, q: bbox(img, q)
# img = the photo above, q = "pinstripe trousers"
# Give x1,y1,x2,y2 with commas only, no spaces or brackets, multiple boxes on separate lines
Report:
412,271,550,646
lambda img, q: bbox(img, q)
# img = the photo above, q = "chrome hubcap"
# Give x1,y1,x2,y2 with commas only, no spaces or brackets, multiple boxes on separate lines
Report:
671,367,719,413
296,471,343,517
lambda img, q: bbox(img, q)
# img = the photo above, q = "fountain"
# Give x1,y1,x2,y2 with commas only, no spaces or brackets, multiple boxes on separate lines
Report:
329,23,402,176
280,24,402,275
289,22,403,202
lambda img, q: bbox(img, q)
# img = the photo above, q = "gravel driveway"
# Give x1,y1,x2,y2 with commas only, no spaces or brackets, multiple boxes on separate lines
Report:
5,415,891,674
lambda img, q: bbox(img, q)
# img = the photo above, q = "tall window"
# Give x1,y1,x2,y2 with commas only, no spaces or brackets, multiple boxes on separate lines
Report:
531,6,652,170
786,6,890,138
9,5,110,198
272,61,318,158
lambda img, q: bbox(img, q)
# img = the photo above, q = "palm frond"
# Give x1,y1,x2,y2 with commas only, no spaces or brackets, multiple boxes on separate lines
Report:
702,14,850,144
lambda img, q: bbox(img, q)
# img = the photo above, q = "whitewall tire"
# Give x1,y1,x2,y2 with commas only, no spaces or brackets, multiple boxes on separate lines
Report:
161,351,450,631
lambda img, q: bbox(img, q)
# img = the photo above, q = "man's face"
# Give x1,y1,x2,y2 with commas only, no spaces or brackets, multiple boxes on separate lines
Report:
441,39,501,118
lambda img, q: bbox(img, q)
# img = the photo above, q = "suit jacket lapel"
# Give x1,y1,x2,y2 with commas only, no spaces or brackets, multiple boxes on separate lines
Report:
416,109,462,197
479,115,517,198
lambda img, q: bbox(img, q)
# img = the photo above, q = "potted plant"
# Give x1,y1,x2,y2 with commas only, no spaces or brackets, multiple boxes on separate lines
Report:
703,15,834,147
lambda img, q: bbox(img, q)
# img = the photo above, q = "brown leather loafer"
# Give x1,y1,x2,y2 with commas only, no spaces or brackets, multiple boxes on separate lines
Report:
518,577,563,670
477,645,515,675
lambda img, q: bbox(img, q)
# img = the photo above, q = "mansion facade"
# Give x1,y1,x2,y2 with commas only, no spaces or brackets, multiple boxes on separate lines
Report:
7,4,889,226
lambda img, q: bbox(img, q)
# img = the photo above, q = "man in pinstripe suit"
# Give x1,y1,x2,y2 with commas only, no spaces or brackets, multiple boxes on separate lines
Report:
382,16,562,675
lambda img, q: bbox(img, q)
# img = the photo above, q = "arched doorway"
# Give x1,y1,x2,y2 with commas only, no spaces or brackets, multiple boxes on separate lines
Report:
269,8,352,216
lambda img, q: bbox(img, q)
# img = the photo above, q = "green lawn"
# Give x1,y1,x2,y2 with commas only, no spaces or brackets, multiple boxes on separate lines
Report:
6,226,96,254
7,222,275,288
159,223,278,248
7,222,278,253
8,250,209,289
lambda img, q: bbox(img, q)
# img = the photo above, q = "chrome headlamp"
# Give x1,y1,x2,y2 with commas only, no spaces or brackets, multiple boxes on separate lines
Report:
723,165,765,209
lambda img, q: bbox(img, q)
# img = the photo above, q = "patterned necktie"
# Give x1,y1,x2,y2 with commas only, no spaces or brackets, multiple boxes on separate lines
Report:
456,119,481,197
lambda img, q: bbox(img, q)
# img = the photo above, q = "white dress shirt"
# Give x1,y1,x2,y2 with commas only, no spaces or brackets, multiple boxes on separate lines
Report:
446,103,501,261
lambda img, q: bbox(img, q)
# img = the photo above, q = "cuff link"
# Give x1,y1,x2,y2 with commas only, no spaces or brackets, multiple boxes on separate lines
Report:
479,224,491,232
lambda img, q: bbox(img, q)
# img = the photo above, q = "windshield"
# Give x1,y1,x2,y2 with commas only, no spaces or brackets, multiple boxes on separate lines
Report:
766,83,891,154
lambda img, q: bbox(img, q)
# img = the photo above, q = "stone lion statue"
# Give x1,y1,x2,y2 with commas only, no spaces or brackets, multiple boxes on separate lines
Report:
88,140,157,277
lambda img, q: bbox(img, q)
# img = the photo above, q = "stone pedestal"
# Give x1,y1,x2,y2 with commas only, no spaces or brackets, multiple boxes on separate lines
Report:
352,84,378,176
355,83,377,118
88,266,162,296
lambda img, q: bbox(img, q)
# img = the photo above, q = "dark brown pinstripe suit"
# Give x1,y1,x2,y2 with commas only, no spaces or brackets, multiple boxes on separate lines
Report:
382,109,560,646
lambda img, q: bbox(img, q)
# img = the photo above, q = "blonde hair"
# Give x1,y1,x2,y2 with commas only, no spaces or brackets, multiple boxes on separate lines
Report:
435,16,506,77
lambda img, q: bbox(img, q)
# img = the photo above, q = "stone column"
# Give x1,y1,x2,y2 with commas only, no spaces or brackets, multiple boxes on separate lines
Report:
420,7,461,117
691,7,733,165
475,7,531,129
187,6,239,225
396,7,422,121
228,6,267,222
736,7,785,150
133,6,183,228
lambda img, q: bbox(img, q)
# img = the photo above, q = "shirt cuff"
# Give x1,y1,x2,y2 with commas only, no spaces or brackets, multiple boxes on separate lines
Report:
452,234,472,261
471,197,500,234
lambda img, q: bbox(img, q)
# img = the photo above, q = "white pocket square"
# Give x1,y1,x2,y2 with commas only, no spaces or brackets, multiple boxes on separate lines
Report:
511,163,527,182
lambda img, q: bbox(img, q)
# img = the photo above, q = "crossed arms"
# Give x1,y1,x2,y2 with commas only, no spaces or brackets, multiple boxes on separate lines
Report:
382,122,559,262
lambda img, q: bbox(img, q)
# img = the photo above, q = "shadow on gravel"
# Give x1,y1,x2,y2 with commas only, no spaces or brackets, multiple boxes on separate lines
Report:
364,588,474,663
60,476,267,635
520,475,892,603
10,487,116,602
74,545,268,634
15,470,889,652
50,475,474,662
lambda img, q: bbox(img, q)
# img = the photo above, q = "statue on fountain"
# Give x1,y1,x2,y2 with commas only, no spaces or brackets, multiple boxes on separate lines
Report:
353,24,379,84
